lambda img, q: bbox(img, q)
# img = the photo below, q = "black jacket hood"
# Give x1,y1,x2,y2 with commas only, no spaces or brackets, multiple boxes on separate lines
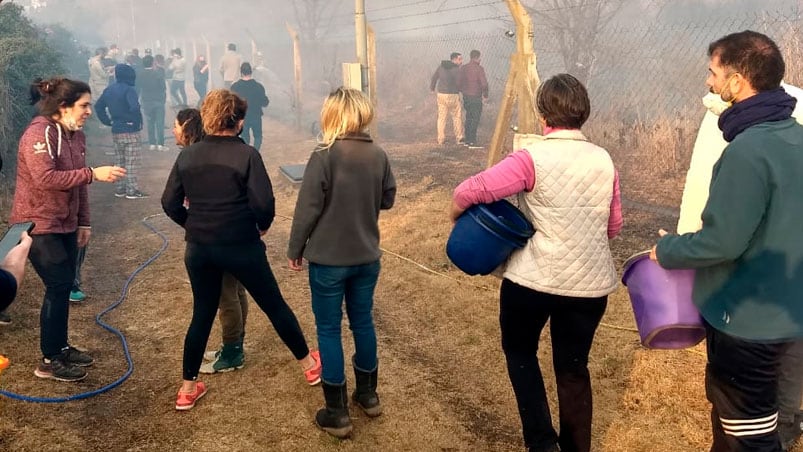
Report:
115,64,136,86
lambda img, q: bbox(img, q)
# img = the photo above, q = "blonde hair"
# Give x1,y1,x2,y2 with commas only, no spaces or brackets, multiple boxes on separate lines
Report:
200,89,247,135
318,87,374,148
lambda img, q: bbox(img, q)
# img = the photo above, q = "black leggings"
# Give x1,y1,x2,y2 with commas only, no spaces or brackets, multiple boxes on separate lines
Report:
182,240,309,380
499,279,607,452
28,233,78,359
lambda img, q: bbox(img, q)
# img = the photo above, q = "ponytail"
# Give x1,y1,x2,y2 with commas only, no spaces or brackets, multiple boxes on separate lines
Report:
29,77,91,117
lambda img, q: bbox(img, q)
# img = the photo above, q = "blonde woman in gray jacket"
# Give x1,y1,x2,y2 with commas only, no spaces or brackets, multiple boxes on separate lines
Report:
288,87,396,438
450,74,623,452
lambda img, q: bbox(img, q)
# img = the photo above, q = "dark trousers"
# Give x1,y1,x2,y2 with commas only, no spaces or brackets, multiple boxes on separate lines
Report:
142,101,165,146
170,80,187,106
194,82,207,106
777,340,803,448
499,279,607,452
463,95,483,144
28,233,78,358
240,117,263,150
705,324,790,452
182,241,309,380
72,244,87,292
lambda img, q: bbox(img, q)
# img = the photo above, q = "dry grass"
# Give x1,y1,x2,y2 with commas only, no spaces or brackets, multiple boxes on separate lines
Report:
0,117,800,452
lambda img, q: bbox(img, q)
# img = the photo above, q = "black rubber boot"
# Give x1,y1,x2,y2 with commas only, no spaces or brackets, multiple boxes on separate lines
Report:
352,361,382,417
316,382,353,438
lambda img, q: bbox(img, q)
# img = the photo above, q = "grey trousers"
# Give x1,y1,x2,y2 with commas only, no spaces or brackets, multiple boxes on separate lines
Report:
778,339,803,448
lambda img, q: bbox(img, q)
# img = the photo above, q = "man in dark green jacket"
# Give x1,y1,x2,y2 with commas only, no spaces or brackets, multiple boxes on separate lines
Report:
651,30,803,452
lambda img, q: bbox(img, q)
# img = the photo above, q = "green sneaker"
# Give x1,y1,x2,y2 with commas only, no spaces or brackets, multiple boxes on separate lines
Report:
69,290,86,302
199,343,244,374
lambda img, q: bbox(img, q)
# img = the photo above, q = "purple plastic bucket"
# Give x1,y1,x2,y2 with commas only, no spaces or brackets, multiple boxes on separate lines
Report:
621,250,705,349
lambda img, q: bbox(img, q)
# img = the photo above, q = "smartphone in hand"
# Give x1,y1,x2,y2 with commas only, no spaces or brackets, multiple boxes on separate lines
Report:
0,222,35,261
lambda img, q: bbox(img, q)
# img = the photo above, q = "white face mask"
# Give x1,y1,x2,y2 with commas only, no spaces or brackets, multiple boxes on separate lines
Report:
702,92,732,116
60,114,80,131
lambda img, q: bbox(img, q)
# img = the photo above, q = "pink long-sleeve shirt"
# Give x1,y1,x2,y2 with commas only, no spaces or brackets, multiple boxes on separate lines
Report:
453,149,623,239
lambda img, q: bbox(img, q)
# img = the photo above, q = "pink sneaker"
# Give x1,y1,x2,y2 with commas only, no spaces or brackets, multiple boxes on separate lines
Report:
175,382,207,411
304,350,322,386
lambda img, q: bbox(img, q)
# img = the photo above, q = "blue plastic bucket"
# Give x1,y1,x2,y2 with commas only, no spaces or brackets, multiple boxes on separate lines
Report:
446,199,535,275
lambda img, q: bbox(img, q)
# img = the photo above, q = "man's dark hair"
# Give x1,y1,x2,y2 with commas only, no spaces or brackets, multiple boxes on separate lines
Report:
470,50,481,60
173,48,182,57
29,77,91,117
536,73,591,129
228,43,236,51
708,30,785,92
450,52,461,61
240,62,252,76
142,55,154,68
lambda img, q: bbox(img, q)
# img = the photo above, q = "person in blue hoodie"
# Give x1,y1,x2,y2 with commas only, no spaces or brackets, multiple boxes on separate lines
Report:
95,64,147,199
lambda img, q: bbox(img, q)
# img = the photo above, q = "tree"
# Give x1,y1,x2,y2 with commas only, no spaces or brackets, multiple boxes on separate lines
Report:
291,0,347,42
523,0,630,84
0,2,75,176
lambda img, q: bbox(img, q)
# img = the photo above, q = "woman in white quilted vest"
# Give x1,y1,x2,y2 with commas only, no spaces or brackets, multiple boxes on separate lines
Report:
450,73,622,452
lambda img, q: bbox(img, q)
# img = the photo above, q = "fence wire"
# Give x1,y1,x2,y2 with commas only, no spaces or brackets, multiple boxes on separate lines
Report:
246,7,802,176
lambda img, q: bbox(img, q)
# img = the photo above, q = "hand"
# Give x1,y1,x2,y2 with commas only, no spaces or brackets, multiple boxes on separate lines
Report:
0,231,32,285
449,200,466,224
649,229,669,261
77,228,91,247
288,257,303,271
92,166,126,183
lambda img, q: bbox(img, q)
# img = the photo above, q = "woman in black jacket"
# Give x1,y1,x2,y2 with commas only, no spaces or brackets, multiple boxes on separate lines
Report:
161,90,320,411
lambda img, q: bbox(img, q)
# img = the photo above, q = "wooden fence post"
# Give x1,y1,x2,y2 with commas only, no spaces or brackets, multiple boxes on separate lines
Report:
367,24,378,139
286,23,303,130
487,0,542,168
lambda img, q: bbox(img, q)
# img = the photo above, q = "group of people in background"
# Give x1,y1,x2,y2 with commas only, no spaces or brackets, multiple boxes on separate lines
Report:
430,49,489,148
3,27,803,452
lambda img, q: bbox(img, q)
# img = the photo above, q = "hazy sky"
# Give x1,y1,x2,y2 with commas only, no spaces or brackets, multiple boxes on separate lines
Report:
16,0,800,48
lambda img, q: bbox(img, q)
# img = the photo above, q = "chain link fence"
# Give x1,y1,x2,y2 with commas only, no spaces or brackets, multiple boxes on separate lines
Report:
241,6,803,181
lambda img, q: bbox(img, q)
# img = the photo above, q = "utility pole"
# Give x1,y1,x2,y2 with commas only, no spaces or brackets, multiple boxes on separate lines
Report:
129,0,137,44
355,0,369,95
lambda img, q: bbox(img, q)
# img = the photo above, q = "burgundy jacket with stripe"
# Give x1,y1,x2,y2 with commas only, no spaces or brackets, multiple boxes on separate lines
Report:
10,116,93,234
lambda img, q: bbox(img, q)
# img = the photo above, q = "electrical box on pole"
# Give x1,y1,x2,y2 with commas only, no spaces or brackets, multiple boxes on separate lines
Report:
342,63,362,90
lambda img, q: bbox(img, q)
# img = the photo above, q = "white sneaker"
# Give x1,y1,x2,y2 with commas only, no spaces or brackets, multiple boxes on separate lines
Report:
157,145,169,152
149,145,156,151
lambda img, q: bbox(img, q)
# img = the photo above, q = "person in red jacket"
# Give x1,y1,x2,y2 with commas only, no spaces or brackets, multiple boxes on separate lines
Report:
458,49,489,148
11,77,125,382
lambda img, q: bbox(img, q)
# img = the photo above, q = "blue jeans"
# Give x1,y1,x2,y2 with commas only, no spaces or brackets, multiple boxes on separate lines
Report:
309,260,380,385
